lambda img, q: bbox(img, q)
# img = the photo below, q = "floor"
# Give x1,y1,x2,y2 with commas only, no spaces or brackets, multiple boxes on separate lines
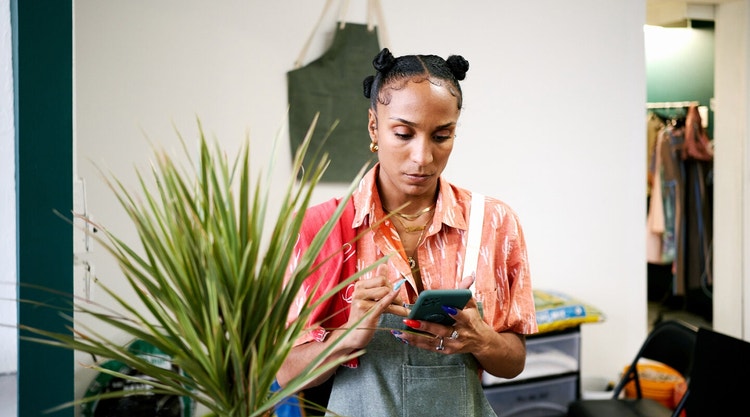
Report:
647,300,712,332
646,263,713,332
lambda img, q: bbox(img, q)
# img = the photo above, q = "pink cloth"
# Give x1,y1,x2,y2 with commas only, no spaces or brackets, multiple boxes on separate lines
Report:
683,105,713,161
286,196,359,366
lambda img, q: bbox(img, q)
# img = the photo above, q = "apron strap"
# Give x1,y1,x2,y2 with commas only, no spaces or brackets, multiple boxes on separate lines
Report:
338,0,350,29
294,0,389,69
294,0,336,69
368,0,390,49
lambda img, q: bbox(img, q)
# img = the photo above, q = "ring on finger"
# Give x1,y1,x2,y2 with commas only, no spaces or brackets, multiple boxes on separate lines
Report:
436,336,445,351
449,330,459,340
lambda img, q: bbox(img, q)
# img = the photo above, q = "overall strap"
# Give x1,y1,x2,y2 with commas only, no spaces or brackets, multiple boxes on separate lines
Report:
463,192,485,295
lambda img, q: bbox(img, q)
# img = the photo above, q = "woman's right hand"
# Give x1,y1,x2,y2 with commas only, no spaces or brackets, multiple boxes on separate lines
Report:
278,264,404,388
344,264,407,349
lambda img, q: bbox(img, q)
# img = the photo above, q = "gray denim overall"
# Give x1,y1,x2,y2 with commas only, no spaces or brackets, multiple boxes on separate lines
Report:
325,313,497,417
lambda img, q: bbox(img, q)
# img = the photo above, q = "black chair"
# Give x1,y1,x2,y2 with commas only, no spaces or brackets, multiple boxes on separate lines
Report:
681,326,750,415
567,320,698,417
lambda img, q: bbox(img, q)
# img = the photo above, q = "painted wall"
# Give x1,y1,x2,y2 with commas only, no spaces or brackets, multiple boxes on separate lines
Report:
713,0,750,339
71,0,648,404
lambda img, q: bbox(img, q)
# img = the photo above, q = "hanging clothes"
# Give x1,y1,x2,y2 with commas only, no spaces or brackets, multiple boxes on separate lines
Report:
646,105,713,302
681,105,714,311
683,105,714,161
647,112,665,198
647,121,682,271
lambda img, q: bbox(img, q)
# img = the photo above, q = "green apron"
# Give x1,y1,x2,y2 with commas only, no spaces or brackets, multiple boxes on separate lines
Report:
287,21,381,183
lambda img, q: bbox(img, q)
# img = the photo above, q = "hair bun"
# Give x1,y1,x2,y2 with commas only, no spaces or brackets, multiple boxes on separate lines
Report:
362,75,375,98
372,48,396,73
446,55,469,81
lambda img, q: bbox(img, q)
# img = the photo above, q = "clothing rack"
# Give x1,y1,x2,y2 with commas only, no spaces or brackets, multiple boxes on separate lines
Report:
647,101,700,109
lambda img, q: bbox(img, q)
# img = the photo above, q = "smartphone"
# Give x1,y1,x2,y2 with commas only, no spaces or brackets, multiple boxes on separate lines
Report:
407,289,472,325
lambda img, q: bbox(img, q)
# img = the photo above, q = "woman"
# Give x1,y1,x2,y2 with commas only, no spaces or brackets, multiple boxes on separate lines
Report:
277,48,537,416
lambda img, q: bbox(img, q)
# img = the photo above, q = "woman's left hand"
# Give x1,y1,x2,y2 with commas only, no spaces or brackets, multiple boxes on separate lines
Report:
396,296,492,354
391,274,494,354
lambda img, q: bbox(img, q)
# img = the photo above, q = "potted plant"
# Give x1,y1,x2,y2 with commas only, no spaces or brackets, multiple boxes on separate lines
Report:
20,116,381,417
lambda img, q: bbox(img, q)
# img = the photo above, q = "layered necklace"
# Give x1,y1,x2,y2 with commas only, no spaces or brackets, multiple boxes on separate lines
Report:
392,213,431,233
390,205,434,221
386,205,435,270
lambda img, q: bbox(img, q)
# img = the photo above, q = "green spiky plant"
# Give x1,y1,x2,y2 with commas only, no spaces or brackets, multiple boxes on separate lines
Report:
19,116,385,417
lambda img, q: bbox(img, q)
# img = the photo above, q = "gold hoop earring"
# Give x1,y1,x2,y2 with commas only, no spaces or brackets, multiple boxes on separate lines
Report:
369,142,379,153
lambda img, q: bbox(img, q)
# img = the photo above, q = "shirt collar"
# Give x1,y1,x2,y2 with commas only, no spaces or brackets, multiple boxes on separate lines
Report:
352,163,469,232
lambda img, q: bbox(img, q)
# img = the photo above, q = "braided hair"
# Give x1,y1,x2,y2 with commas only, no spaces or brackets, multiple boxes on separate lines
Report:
362,48,469,110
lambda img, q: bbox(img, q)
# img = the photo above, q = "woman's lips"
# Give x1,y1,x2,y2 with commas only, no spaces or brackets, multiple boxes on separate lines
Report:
404,173,431,184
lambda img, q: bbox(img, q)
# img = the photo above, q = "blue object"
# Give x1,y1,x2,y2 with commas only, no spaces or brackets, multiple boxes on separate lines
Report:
271,380,303,417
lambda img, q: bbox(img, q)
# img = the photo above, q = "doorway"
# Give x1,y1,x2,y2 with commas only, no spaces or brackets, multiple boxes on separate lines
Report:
644,22,715,326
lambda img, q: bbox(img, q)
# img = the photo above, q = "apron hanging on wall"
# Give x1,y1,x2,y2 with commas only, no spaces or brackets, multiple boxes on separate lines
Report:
287,0,389,183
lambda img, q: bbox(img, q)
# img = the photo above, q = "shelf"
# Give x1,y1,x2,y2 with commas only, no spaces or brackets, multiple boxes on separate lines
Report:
483,327,580,386
483,326,581,416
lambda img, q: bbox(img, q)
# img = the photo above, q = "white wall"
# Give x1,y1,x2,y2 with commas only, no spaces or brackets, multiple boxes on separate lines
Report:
73,0,648,400
713,0,750,338
0,0,18,375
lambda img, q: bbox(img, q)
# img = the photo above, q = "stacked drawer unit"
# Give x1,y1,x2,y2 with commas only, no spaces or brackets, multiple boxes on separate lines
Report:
482,326,581,417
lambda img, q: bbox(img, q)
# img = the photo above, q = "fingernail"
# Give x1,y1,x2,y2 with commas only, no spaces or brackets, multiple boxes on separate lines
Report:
403,319,421,329
391,330,409,344
393,278,407,291
441,305,458,316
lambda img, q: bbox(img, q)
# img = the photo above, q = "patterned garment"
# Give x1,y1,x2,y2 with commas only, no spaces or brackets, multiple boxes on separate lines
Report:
352,165,537,335
286,163,537,342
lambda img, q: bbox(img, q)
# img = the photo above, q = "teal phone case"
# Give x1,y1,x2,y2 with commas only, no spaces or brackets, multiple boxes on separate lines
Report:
407,289,472,325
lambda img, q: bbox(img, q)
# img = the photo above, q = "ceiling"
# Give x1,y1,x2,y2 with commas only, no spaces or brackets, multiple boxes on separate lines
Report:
646,0,736,26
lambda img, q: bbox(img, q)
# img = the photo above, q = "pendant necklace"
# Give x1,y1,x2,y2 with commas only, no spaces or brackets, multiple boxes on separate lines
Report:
408,255,418,270
387,204,434,270
404,217,431,270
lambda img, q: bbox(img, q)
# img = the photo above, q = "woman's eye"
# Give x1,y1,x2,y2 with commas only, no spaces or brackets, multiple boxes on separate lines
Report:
394,131,412,139
434,132,453,141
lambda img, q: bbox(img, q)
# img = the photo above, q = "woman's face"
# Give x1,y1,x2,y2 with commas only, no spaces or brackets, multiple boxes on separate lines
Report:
368,79,460,205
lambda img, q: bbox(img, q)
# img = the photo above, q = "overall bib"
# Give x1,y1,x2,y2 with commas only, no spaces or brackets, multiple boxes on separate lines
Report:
325,314,497,417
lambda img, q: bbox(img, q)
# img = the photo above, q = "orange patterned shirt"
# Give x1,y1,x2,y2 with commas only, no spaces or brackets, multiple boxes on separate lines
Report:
286,164,537,345
353,165,537,335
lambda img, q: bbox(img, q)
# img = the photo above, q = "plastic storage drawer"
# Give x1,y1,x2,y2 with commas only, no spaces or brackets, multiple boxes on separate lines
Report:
484,375,577,417
483,329,580,386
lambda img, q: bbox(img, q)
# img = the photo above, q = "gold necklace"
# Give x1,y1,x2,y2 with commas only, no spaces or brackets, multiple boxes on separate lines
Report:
398,216,432,273
392,214,430,233
407,223,430,270
385,205,435,221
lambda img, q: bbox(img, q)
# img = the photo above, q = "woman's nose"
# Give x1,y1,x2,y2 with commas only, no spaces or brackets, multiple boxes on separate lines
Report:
410,137,433,165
